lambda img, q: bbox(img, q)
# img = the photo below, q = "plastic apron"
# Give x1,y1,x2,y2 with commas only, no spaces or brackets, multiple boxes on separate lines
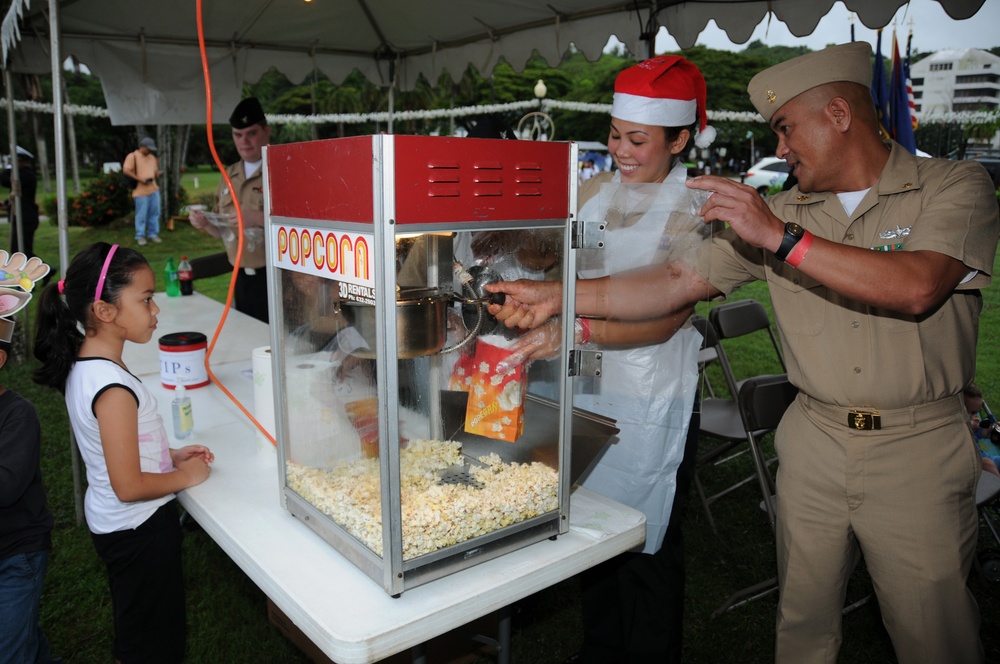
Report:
575,164,705,554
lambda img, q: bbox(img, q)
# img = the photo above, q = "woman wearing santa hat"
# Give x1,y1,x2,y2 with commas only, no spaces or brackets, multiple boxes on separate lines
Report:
569,55,714,662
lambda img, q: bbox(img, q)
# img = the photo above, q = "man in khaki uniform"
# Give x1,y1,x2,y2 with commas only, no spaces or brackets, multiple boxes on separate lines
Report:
190,97,270,322
487,42,998,663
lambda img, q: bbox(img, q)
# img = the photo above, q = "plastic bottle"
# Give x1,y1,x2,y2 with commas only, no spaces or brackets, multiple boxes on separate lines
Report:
165,257,181,297
178,256,193,295
172,382,194,439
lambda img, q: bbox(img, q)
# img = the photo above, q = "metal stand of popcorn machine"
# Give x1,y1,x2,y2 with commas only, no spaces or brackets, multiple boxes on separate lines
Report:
263,135,617,596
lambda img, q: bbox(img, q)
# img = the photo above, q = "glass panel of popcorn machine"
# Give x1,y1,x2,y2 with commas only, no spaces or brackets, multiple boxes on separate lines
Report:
392,227,565,560
278,268,384,554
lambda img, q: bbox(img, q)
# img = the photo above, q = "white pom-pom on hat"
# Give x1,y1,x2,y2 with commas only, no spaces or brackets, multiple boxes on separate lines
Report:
694,124,717,148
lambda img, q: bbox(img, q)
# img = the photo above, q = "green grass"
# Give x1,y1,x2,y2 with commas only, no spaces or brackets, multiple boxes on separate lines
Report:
179,166,224,207
6,221,1000,663
33,212,237,304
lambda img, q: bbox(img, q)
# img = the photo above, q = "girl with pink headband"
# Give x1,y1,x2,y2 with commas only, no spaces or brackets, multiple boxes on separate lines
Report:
33,242,214,663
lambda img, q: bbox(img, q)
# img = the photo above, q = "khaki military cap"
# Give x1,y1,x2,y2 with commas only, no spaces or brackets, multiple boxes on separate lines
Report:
748,42,873,122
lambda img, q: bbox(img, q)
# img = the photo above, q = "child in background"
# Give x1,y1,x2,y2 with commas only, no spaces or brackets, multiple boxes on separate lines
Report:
0,338,60,664
964,382,1000,477
32,242,214,663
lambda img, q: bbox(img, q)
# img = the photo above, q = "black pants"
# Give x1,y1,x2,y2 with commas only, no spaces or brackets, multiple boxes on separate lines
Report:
235,268,270,323
578,406,700,663
90,501,186,664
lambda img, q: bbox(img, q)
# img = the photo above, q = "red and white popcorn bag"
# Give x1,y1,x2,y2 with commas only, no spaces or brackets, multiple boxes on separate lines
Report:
464,335,525,442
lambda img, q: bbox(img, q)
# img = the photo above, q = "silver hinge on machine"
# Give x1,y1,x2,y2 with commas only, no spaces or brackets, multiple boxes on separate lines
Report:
569,349,603,377
572,219,607,250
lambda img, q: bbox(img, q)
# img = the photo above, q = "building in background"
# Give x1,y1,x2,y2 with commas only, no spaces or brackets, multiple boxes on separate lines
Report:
910,48,1000,150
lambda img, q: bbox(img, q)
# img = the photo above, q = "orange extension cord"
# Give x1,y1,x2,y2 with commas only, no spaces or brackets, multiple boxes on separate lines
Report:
195,0,276,446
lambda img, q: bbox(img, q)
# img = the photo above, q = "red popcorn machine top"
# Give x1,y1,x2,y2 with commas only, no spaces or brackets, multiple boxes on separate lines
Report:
263,134,617,595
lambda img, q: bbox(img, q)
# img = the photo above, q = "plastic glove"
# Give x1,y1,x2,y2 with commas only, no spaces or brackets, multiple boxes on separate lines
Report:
187,209,222,238
496,317,562,373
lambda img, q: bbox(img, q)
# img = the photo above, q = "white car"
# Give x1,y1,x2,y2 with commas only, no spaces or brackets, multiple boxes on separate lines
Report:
742,157,791,194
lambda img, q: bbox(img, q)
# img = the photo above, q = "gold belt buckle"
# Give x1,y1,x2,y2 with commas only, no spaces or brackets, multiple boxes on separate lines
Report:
848,409,881,430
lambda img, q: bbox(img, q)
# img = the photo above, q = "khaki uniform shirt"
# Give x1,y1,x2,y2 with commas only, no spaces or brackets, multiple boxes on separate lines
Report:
698,142,999,410
124,150,159,198
215,161,267,269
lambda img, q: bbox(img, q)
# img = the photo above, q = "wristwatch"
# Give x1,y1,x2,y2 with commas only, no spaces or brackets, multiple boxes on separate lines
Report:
774,222,805,262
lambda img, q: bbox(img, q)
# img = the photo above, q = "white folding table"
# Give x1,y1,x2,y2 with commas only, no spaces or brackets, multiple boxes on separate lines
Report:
123,292,645,664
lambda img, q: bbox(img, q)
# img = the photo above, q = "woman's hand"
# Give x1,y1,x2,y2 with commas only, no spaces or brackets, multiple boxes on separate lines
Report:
485,279,563,329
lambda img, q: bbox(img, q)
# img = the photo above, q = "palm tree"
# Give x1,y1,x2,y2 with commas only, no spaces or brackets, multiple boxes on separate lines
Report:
315,79,363,138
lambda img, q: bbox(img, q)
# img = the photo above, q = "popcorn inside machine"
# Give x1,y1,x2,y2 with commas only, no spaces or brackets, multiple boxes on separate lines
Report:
264,135,617,595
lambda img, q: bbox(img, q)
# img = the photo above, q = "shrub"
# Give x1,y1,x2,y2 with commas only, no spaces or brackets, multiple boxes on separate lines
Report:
41,195,58,220
168,184,190,218
69,171,133,227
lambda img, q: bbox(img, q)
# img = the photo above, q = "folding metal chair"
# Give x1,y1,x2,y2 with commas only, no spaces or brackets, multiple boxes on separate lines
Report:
975,399,1000,582
694,299,786,532
712,373,798,617
692,314,719,398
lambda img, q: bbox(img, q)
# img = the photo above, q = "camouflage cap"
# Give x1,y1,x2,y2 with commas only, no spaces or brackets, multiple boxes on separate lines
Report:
747,42,873,123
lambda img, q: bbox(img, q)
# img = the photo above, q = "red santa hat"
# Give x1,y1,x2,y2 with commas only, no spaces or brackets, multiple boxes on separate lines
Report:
611,55,716,148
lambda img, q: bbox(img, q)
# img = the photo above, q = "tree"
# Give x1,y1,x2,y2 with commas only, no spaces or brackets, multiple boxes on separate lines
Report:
314,79,363,138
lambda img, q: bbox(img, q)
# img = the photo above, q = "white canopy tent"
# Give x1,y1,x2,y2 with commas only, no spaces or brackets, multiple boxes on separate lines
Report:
0,0,989,522
1,0,989,125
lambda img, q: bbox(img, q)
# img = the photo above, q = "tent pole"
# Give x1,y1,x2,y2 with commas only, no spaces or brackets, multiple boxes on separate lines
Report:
4,68,23,265
647,0,658,59
388,56,396,134
48,0,84,527
48,0,68,274
4,67,32,360
59,74,81,194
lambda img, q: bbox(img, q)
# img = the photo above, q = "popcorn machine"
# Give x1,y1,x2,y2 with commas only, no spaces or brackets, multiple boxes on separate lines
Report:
264,135,616,595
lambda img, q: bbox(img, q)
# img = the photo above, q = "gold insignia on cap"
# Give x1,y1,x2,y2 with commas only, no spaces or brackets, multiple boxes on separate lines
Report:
766,89,777,104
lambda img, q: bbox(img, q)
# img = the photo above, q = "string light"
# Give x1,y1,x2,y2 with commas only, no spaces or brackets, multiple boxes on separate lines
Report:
2,97,995,127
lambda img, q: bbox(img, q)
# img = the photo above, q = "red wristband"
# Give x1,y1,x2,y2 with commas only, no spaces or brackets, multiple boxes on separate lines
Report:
785,230,814,268
578,317,592,344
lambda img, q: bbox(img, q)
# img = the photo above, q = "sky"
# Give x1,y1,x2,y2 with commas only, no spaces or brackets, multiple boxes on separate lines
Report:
649,0,1000,55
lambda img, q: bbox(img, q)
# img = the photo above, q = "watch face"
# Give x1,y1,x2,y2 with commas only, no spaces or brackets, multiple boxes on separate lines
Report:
786,222,804,238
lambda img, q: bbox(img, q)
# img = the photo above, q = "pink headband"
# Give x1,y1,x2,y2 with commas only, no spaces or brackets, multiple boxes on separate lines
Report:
94,244,119,302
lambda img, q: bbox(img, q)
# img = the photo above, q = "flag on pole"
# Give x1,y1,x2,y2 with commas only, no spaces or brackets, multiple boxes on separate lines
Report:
872,29,890,141
905,29,918,131
890,30,917,154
